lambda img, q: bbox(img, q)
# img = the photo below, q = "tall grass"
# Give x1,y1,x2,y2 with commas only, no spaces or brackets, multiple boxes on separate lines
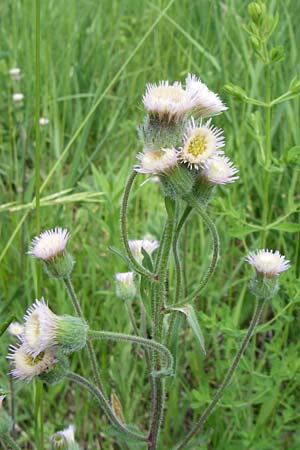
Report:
0,0,299,448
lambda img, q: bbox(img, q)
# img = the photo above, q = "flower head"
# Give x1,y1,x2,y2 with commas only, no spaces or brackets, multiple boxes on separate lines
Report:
7,322,24,337
115,272,136,301
142,238,159,255
180,118,225,169
39,117,49,126
7,344,56,382
143,81,194,123
185,73,227,117
246,249,290,277
135,148,178,174
9,68,21,81
202,155,239,184
23,298,88,356
12,92,24,103
28,228,70,261
51,425,78,449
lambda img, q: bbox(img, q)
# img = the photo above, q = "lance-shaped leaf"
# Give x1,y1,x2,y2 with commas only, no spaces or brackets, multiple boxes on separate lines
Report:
169,305,206,355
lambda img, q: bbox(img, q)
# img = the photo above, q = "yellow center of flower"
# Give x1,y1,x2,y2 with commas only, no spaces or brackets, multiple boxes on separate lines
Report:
187,134,207,157
152,86,186,103
24,351,45,366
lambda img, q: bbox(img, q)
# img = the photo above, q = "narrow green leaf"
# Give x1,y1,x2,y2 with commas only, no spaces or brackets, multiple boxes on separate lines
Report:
0,315,15,337
271,222,300,232
229,224,260,238
170,305,206,355
108,246,130,266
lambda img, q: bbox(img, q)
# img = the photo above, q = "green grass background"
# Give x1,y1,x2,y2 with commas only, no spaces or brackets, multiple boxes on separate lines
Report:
0,0,300,448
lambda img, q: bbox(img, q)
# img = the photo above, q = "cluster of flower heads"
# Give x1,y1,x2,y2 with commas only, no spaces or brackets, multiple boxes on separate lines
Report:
135,73,238,187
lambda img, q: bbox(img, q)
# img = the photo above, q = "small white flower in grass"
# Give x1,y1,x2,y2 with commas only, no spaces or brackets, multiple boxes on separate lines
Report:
28,228,70,260
7,322,24,337
202,155,239,184
7,344,56,382
246,249,290,278
135,148,178,174
143,80,195,123
185,73,227,117
9,68,21,81
115,272,136,301
180,117,225,169
39,117,49,126
128,240,143,260
23,298,88,356
12,92,24,103
51,425,78,449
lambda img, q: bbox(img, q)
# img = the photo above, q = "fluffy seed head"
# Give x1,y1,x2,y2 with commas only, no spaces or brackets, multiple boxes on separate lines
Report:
8,322,24,337
9,67,21,81
7,344,56,382
202,155,239,184
12,92,24,103
180,118,224,169
28,228,70,261
246,249,290,277
185,73,227,117
135,148,178,174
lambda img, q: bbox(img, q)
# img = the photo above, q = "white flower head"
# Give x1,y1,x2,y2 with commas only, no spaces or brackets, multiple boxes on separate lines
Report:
23,298,87,356
246,249,290,277
28,228,70,261
186,73,227,117
51,425,76,449
135,148,178,174
62,425,76,442
9,68,21,81
39,117,49,126
180,117,225,169
7,344,56,382
12,92,24,103
115,272,136,300
128,240,143,259
142,238,159,255
202,155,239,184
8,322,24,337
143,80,195,122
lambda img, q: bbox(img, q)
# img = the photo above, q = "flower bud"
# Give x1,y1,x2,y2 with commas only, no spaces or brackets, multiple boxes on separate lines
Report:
115,272,136,301
0,395,13,436
248,2,264,24
248,277,279,300
160,164,195,201
28,228,74,278
23,299,88,356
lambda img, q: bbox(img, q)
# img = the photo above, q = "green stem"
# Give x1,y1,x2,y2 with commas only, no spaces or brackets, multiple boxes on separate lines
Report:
174,298,266,450
88,330,173,377
170,200,219,309
121,171,155,280
63,276,107,395
126,300,140,336
2,435,22,450
66,372,147,442
148,197,176,450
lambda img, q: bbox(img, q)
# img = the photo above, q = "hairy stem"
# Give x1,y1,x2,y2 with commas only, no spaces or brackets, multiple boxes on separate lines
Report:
170,200,219,309
174,299,266,450
88,330,173,377
148,197,176,450
63,276,107,395
121,171,155,280
66,372,147,442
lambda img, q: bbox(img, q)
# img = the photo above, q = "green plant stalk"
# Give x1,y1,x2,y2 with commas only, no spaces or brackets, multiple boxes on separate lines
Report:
126,300,140,336
148,197,176,450
2,434,22,450
169,199,219,309
66,371,147,442
88,330,173,377
121,171,155,280
34,1,43,449
261,58,272,247
174,298,266,450
63,275,107,396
